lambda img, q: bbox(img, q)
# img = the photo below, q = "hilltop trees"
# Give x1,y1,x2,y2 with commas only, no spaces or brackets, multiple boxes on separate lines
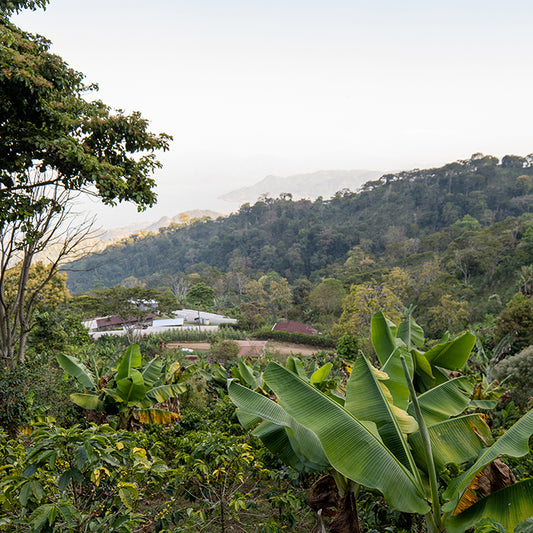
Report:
0,7,170,366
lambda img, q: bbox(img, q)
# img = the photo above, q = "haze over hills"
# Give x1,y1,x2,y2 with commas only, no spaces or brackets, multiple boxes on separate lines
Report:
65,154,533,299
219,169,384,204
83,169,385,246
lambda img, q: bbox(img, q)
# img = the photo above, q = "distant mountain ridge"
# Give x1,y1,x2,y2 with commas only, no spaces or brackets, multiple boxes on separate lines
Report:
65,154,533,293
94,209,223,247
219,169,383,203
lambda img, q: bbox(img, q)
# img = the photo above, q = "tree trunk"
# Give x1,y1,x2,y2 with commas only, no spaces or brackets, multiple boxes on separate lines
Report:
329,489,361,533
306,475,361,533
17,331,27,364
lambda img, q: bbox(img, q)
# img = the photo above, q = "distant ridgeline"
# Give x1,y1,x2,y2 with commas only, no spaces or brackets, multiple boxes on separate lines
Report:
64,154,533,293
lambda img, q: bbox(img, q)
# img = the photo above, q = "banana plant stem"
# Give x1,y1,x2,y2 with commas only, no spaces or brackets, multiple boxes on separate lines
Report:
400,355,444,532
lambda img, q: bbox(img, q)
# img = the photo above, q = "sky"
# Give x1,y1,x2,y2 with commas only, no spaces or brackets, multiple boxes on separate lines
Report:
13,0,533,229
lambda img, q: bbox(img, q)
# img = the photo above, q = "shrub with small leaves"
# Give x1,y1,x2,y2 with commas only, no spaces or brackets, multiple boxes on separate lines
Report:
492,345,533,408
210,339,240,363
0,423,168,532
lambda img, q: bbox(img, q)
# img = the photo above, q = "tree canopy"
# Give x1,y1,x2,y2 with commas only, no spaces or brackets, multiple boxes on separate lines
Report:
0,0,49,16
0,19,171,224
0,10,171,366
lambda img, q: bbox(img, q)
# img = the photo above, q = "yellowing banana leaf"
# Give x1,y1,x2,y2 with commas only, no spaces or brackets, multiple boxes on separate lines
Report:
424,332,475,371
263,362,429,514
143,383,186,406
443,408,533,513
409,414,493,473
134,408,181,424
228,380,329,468
345,356,419,476
408,377,473,426
116,344,142,380
446,478,533,533
115,369,147,406
382,348,414,410
70,392,104,411
141,357,163,388
56,353,96,390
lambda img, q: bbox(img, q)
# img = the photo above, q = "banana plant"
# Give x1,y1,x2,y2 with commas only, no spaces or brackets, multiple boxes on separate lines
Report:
257,354,533,532
371,310,477,392
229,356,338,472
57,345,186,429
229,357,364,532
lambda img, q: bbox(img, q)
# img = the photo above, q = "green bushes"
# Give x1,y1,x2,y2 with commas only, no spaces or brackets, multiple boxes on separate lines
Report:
210,339,240,363
0,424,168,531
0,365,31,435
335,333,361,360
0,355,81,433
153,429,309,532
493,345,533,408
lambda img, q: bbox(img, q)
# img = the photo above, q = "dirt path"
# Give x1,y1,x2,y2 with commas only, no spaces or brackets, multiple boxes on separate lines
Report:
166,340,324,357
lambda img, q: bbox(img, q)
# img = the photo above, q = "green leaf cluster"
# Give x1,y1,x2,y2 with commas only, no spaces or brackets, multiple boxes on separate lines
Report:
229,311,533,532
57,345,186,429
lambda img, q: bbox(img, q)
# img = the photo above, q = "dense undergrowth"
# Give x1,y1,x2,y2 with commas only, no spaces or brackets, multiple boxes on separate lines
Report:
0,323,532,532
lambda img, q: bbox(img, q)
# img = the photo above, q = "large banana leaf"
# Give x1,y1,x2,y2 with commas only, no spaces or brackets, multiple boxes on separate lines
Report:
345,356,419,476
141,383,186,407
424,332,475,371
252,420,308,471
141,357,163,388
285,356,309,380
446,478,533,533
409,414,493,473
371,311,403,364
397,314,424,350
116,344,142,380
56,353,96,390
228,380,329,468
408,377,473,426
262,362,430,514
255,420,327,472
235,409,261,429
232,360,263,390
70,392,104,410
382,348,414,410
115,369,147,406
443,408,533,513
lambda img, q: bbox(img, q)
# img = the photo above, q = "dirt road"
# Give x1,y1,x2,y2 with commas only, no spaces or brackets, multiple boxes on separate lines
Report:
166,340,324,357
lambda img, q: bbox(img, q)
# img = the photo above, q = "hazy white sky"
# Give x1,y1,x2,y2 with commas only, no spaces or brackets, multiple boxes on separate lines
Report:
13,0,533,228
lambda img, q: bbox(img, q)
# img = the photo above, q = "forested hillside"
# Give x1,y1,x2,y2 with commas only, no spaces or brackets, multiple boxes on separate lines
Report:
66,153,533,294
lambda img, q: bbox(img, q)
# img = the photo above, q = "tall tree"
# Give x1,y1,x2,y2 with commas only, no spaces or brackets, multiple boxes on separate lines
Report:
0,19,170,218
186,282,215,309
0,13,171,366
0,182,92,366
308,278,346,321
